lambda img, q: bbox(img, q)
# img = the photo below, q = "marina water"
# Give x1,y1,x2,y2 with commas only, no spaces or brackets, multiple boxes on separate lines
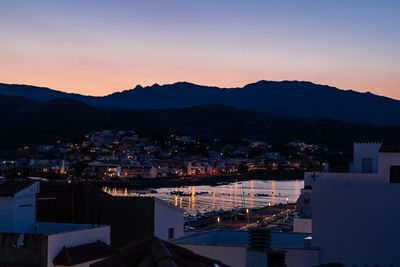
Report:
103,179,303,215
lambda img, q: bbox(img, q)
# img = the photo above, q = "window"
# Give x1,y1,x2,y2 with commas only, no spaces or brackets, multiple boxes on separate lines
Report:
361,158,373,173
390,166,400,183
168,228,174,240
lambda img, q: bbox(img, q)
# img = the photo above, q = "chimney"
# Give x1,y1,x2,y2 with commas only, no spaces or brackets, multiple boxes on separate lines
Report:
248,227,271,250
246,227,287,267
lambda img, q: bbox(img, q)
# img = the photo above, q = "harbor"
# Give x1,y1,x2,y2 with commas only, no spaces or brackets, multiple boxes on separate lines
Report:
103,179,302,216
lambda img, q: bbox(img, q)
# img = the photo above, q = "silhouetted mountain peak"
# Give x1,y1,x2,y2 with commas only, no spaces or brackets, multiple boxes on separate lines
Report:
1,80,400,126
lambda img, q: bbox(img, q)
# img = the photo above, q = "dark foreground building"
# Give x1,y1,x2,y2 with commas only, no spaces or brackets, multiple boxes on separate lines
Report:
90,237,229,267
38,182,184,248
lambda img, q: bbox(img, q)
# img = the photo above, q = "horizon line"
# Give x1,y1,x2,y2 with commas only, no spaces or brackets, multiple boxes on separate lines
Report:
0,79,395,101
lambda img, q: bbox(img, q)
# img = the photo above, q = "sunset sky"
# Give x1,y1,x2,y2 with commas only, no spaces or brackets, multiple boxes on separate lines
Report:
0,0,399,98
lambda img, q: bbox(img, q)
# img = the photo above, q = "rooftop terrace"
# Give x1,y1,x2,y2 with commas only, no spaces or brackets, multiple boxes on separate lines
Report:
174,230,311,249
3,222,107,235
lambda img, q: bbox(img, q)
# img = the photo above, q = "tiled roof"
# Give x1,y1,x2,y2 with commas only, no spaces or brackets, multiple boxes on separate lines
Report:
90,237,229,267
0,180,36,197
53,241,115,266
379,143,400,153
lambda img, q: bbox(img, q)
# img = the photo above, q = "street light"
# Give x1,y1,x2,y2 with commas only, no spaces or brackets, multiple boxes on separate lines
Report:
268,202,272,218
246,208,250,225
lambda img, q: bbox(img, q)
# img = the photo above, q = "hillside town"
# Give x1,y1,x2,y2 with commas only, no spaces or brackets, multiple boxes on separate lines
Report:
0,130,335,180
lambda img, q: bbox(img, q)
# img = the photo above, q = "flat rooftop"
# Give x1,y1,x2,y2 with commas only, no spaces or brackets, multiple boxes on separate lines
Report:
25,222,106,235
174,230,311,249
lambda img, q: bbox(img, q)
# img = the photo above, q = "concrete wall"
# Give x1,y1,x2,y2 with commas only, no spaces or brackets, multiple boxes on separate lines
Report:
293,218,312,233
47,225,110,267
378,152,400,181
12,193,37,233
313,178,400,266
38,183,156,248
0,182,38,233
350,143,381,173
154,199,184,240
178,243,247,267
296,188,312,218
0,197,13,233
285,248,319,267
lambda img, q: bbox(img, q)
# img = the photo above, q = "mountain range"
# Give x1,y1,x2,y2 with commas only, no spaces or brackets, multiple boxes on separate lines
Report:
1,80,399,126
1,94,400,152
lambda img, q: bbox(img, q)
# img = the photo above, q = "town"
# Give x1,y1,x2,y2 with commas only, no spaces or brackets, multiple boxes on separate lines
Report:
1,141,399,266
0,130,335,181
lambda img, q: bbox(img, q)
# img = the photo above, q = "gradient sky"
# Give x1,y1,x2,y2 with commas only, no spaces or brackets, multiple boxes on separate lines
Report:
0,0,399,98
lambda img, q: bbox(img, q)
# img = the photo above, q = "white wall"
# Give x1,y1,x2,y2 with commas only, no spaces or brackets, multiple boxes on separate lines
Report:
313,178,400,266
378,152,400,181
178,243,247,267
47,225,110,267
293,218,312,233
296,188,312,218
350,143,381,173
0,197,13,232
0,182,38,233
154,199,184,240
12,193,36,233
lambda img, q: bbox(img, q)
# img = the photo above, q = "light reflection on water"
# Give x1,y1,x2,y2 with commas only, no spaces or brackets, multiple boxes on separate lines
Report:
103,179,303,215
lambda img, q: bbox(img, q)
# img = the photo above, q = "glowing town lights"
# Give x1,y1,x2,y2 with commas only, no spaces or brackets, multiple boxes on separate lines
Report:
246,208,249,214
217,217,220,223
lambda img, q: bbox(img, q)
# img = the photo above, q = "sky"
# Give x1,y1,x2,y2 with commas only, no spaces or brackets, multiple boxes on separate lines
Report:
0,0,399,98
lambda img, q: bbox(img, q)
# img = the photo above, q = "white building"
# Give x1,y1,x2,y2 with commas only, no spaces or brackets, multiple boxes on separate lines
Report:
304,142,400,266
349,142,382,173
0,179,38,233
0,179,112,267
154,198,184,240
174,230,318,267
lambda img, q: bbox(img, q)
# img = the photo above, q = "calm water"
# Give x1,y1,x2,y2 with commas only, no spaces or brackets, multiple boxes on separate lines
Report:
103,179,303,215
